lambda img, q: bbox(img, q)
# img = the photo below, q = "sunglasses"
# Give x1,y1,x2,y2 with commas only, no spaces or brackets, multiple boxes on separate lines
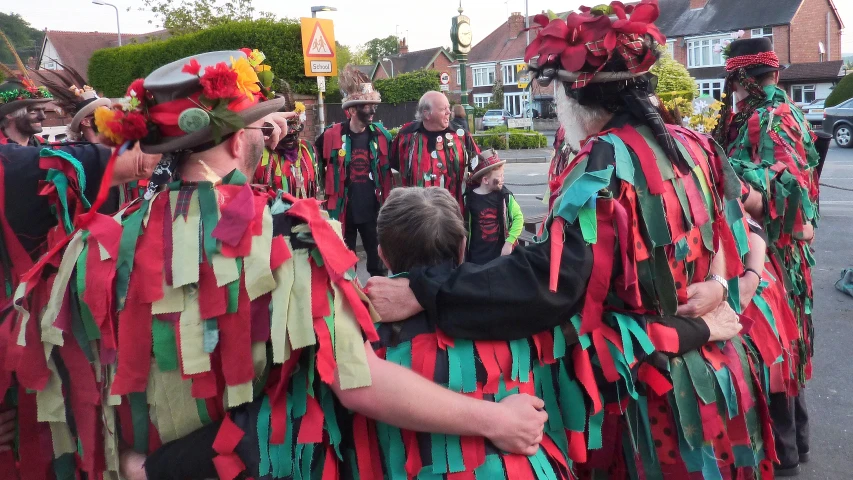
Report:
244,122,276,140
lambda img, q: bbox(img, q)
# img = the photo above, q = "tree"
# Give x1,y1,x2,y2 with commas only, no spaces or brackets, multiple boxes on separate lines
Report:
0,13,43,67
363,36,399,64
651,51,698,101
826,73,853,108
138,0,275,36
488,79,504,110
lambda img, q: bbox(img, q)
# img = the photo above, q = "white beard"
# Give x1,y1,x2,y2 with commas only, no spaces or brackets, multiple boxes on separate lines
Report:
555,87,611,153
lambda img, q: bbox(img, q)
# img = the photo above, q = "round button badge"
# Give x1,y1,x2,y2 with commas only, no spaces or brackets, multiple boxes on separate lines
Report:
178,108,210,134
456,129,465,137
446,132,454,141
431,151,438,159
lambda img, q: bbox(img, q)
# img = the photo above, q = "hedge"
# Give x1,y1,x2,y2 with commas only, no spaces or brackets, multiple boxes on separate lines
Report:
474,126,547,150
373,70,441,105
826,73,853,108
89,19,316,98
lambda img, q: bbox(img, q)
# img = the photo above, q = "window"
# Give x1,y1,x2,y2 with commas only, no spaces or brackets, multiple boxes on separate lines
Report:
473,94,492,108
696,79,724,100
665,40,676,55
686,35,728,68
455,67,460,85
472,66,496,87
791,85,816,104
504,92,524,117
751,27,773,40
502,62,523,85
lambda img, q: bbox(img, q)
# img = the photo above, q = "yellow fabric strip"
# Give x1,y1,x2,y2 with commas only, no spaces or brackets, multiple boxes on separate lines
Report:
151,280,184,315
244,206,276,300
41,232,86,347
212,254,240,287
179,286,211,375
252,341,268,379
271,245,295,364
287,249,316,350
148,359,204,444
332,283,372,389
49,422,77,457
37,353,67,423
106,365,122,406
102,404,121,474
225,381,254,409
13,282,30,347
171,189,201,288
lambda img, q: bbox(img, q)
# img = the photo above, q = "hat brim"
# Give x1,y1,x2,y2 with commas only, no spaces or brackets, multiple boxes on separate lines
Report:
69,97,112,133
0,98,52,117
140,97,287,154
341,98,381,110
470,160,507,183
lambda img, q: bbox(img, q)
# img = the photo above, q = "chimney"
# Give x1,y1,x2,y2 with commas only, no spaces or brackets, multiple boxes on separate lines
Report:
509,12,525,39
689,0,708,8
398,37,409,55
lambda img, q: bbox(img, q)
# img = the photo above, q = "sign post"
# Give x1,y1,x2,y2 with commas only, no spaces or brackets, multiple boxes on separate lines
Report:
439,72,450,92
301,17,337,129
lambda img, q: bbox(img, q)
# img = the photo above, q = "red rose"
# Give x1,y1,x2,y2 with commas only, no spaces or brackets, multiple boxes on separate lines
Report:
126,78,146,99
182,58,201,76
200,62,239,100
240,48,252,56
118,111,149,141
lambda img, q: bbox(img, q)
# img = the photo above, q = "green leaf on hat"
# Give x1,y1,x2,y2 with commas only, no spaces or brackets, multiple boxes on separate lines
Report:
258,70,274,89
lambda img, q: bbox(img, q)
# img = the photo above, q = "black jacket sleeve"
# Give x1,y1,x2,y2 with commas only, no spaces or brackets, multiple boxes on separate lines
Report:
0,143,110,253
649,314,711,356
408,219,593,340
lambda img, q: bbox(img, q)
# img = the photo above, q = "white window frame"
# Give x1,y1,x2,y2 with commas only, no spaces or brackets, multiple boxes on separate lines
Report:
695,79,725,100
504,92,524,117
472,64,496,87
473,94,493,108
501,61,524,85
686,34,729,68
665,40,676,55
750,27,773,39
454,66,460,85
791,84,816,104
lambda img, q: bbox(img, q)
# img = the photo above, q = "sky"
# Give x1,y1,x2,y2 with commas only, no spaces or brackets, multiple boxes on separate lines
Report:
11,0,853,55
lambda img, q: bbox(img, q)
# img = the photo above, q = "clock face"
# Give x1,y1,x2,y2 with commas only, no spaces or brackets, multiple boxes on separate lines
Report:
458,21,473,46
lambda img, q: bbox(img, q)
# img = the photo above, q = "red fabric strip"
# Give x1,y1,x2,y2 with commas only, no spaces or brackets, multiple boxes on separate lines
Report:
110,272,153,394
270,235,291,271
403,429,424,478
217,279,254,386
618,125,666,194
59,337,104,475
16,390,52,480
504,454,536,480
191,371,219,399
336,279,379,342
311,262,331,319
548,217,565,293
212,414,247,480
314,315,337,385
322,445,339,480
646,323,680,354
412,333,438,385
296,395,325,444
287,199,358,278
580,202,616,335
198,260,228,320
638,363,673,396
573,345,602,413
592,330,620,382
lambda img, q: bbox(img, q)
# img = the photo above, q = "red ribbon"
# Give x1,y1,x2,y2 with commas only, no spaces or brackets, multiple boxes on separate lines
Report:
725,51,780,72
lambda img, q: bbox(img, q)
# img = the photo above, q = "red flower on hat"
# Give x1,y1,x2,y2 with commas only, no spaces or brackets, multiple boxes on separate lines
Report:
200,62,239,100
118,111,149,141
126,78,146,99
610,0,666,44
182,58,201,76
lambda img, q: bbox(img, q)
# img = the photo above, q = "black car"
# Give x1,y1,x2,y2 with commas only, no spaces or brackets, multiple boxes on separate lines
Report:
823,98,853,148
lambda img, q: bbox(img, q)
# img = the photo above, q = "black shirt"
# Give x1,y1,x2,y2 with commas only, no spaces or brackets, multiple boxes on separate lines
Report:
466,190,504,264
346,129,378,225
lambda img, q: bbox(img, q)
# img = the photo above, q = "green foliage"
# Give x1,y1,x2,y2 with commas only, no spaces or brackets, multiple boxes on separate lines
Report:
826,74,853,108
475,126,547,150
138,0,275,35
0,13,43,66
325,43,371,103
363,36,399,64
651,51,698,101
373,70,441,105
491,80,505,107
89,19,318,98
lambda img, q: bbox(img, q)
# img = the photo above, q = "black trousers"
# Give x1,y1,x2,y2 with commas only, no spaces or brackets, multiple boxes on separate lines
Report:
344,216,385,277
769,389,810,467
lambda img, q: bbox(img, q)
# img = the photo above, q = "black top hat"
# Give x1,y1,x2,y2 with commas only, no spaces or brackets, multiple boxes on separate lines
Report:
725,37,786,78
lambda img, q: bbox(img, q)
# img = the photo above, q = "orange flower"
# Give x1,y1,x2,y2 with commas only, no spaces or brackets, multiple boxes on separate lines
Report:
94,106,123,145
231,56,260,100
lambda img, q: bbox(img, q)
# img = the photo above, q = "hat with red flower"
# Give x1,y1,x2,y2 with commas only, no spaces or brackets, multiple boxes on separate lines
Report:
470,149,506,183
94,49,283,154
524,0,665,89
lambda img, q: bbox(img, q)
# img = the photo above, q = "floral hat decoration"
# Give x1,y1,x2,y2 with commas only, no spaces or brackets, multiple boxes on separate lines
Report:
94,48,282,154
524,0,666,90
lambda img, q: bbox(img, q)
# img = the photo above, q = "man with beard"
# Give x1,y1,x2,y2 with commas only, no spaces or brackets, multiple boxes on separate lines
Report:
713,37,820,476
255,81,319,198
10,50,547,480
0,77,53,147
316,65,393,277
31,63,111,145
367,2,775,478
390,91,480,208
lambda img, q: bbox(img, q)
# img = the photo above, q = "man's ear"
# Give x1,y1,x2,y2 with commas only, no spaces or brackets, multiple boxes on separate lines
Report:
377,245,392,271
228,129,245,159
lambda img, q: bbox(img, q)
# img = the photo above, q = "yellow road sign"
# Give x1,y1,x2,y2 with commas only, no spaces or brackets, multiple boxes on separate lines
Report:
301,17,337,77
518,73,531,89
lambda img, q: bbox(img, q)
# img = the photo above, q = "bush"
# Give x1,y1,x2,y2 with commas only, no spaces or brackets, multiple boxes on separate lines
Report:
373,70,441,105
651,51,698,102
474,126,547,150
89,19,316,97
826,74,853,108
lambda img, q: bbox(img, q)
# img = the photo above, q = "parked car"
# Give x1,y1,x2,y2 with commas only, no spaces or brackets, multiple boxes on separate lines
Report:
823,98,853,148
482,109,513,129
801,99,826,126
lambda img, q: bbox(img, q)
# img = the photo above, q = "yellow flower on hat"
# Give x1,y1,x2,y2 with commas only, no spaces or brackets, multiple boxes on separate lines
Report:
94,106,123,144
231,56,261,100
294,102,306,114
255,64,271,74
247,49,266,68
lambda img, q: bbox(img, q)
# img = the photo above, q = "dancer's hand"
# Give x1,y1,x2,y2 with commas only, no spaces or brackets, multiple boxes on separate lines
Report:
487,394,548,456
119,450,148,480
702,302,742,342
676,280,726,317
364,276,423,322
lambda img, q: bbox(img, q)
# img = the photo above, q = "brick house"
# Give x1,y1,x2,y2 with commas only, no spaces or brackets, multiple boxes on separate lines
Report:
37,29,169,75
658,0,846,104
371,38,455,81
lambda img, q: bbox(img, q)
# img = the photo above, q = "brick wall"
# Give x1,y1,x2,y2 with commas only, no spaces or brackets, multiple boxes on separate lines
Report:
790,0,843,63
669,38,688,66
373,66,390,80
773,25,791,64
295,93,325,142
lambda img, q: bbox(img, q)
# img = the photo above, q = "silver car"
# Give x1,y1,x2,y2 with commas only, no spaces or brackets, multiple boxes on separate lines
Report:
482,109,512,130
801,99,826,126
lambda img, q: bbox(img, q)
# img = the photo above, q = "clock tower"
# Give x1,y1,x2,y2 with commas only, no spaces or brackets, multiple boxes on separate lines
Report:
450,3,474,124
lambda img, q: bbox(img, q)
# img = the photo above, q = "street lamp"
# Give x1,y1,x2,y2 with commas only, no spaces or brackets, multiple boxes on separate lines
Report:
92,0,122,46
382,57,394,78
311,6,337,18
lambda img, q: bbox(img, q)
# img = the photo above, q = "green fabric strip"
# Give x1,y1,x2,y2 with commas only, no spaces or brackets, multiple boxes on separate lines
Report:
553,326,567,359
430,433,449,474
75,240,101,341
675,236,690,262
670,395,703,472
554,167,614,224
714,365,739,419
609,342,637,400
447,434,466,473
535,363,564,432
291,363,308,418
569,315,591,349
558,362,586,432
578,207,598,244
636,396,663,480
197,182,220,264
128,392,149,453
52,453,76,480
600,134,636,185
321,386,342,458
683,351,716,405
636,125,676,182
386,341,412,368
474,454,506,479
196,398,212,425
653,248,679,315
203,318,219,353
588,405,605,450
670,357,703,449
509,339,531,383
672,177,695,229
116,201,150,309
700,444,723,480
226,258,243,314
632,158,672,247
152,317,179,372
376,422,407,479
258,396,272,476
447,339,477,393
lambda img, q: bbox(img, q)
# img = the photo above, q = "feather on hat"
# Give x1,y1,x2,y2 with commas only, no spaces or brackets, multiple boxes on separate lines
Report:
30,60,111,135
339,65,380,110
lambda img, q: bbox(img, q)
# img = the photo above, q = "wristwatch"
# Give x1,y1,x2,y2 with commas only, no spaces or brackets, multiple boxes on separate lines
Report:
707,274,729,298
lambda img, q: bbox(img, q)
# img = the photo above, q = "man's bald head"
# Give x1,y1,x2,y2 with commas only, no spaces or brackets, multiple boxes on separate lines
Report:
417,91,451,132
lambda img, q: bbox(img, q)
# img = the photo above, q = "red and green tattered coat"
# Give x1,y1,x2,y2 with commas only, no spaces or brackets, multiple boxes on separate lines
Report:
0,148,98,479
317,122,392,228
9,170,377,480
255,139,319,199
726,85,820,386
390,121,481,209
542,120,776,479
